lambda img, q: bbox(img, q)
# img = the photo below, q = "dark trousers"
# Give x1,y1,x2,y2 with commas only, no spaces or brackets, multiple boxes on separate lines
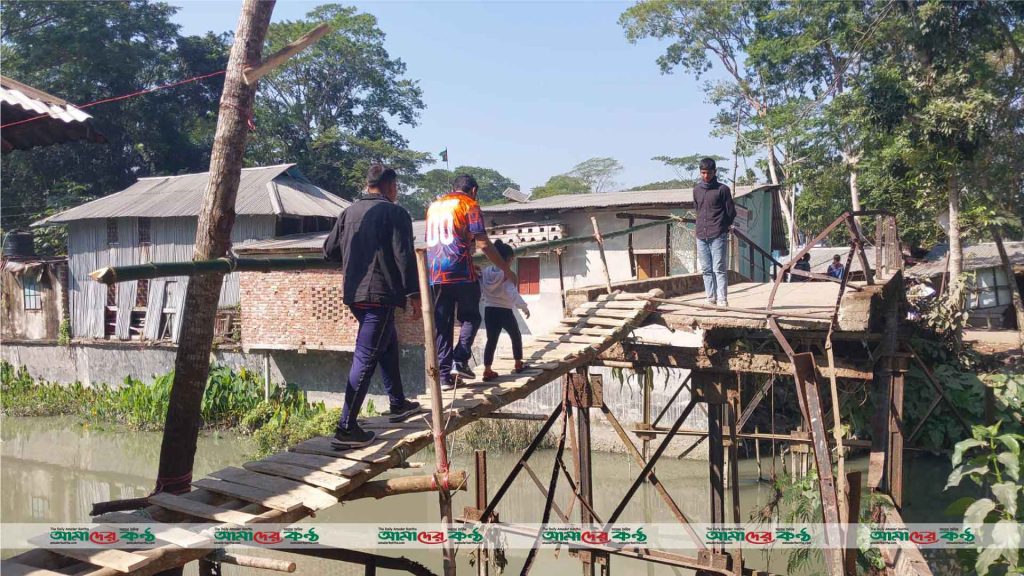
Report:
483,307,523,366
433,282,481,381
338,305,406,432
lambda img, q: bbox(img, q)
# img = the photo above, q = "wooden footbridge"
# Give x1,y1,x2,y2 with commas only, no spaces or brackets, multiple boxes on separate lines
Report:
5,211,940,576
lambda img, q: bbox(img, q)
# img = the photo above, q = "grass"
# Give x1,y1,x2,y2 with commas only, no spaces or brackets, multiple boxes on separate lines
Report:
450,418,556,452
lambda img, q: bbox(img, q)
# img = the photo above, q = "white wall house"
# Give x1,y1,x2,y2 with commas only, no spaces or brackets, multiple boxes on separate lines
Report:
34,164,348,342
481,185,785,336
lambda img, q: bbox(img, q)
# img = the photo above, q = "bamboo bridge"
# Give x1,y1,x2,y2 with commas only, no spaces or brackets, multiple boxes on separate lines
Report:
3,212,944,576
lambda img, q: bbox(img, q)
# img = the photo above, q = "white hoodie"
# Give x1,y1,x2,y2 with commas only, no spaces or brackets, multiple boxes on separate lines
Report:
481,265,529,311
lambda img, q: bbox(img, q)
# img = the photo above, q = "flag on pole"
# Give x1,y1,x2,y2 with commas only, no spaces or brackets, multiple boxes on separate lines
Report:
439,148,448,163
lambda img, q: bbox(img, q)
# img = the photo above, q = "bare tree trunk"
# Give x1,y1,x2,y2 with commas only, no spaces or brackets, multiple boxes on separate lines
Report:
154,0,276,495
947,174,964,293
992,228,1024,349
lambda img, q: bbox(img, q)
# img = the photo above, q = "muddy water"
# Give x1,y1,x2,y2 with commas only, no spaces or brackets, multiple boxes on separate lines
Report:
1,417,957,575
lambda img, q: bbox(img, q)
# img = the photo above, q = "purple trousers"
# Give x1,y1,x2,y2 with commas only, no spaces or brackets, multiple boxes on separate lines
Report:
338,305,407,432
432,282,482,381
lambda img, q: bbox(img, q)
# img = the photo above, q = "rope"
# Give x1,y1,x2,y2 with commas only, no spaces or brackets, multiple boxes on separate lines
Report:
1,70,228,129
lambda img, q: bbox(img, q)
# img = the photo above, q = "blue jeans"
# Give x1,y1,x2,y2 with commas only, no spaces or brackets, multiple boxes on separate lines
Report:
338,305,407,432
697,233,729,303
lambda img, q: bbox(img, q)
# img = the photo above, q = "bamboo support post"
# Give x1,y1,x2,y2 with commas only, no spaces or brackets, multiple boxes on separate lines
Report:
414,248,455,576
591,216,613,294
344,471,467,501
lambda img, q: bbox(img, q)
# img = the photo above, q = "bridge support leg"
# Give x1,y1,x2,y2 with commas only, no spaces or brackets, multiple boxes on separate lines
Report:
475,450,489,576
568,368,604,576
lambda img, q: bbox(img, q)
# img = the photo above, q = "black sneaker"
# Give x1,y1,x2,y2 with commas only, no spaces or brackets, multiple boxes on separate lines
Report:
440,377,457,392
388,400,422,422
331,426,376,449
452,361,476,379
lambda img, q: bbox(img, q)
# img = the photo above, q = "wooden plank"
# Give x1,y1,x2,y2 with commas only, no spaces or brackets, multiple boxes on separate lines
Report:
0,561,74,576
576,300,648,310
560,316,630,327
89,521,210,549
209,467,337,510
536,334,605,344
47,549,152,574
262,451,370,477
570,308,639,319
549,326,616,336
191,478,304,513
242,461,350,491
147,492,259,525
290,436,397,464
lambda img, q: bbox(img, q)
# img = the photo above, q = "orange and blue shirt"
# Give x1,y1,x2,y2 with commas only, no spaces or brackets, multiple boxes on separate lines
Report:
425,191,486,285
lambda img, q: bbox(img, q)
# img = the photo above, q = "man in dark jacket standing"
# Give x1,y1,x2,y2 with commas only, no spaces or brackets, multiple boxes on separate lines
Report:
323,165,422,448
693,158,736,306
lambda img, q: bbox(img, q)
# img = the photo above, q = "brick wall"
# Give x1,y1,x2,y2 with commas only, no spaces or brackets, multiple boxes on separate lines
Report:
239,270,425,350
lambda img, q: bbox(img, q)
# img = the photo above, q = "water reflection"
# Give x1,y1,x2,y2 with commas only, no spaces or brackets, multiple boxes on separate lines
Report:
2,417,959,575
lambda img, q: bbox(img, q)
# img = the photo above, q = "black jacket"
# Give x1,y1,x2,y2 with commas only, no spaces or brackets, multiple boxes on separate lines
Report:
323,194,419,307
693,179,736,240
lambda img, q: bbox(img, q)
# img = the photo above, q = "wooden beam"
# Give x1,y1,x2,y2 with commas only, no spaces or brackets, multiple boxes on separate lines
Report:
344,471,468,501
243,24,331,85
601,343,873,380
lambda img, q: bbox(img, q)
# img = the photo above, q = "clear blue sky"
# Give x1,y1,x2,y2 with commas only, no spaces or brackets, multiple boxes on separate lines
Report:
170,1,736,193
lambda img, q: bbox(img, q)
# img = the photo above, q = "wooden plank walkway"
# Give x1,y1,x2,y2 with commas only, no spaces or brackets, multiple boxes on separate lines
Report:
8,290,662,576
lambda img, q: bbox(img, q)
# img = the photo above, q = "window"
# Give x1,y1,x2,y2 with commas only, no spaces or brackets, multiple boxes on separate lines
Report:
23,277,41,310
635,254,667,280
518,257,540,295
138,217,151,244
106,218,118,245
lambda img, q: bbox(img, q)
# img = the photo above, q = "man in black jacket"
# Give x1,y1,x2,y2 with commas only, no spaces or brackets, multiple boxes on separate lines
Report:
693,158,736,306
323,165,422,448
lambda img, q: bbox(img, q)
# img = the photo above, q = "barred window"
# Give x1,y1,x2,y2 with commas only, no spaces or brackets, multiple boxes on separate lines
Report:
23,278,41,310
138,217,151,244
106,218,118,245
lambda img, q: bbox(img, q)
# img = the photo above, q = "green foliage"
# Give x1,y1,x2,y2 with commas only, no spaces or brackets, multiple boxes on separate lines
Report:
530,174,590,199
57,318,71,346
652,153,728,181
404,165,518,218
449,418,555,452
250,4,428,198
630,178,694,191
251,408,339,458
0,361,323,431
945,422,1024,575
0,1,228,245
565,157,623,193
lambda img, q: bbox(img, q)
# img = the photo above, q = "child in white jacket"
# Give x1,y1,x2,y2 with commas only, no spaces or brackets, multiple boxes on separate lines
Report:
481,240,530,381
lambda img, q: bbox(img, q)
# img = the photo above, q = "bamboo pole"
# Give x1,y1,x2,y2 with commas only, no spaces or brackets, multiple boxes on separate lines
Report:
243,23,331,85
206,551,295,573
414,248,455,576
344,471,468,501
90,219,674,285
591,216,613,294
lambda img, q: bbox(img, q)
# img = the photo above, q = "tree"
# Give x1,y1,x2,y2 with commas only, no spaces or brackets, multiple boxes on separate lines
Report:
652,153,728,181
248,4,428,198
402,165,518,219
566,156,623,193
0,1,228,250
631,178,694,191
530,174,590,199
620,1,799,252
157,0,276,495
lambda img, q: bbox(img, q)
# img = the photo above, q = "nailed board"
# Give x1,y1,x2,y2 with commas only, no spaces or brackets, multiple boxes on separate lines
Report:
262,451,371,477
289,434,424,464
576,300,649,310
209,467,337,510
147,493,259,525
560,316,630,327
191,479,304,513
243,460,350,492
46,549,152,574
570,308,640,319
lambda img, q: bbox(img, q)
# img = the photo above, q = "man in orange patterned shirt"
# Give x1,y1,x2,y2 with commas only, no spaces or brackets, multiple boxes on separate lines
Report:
426,174,517,389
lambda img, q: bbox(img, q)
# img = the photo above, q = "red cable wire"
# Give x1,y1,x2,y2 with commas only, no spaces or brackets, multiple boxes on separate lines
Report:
1,70,227,130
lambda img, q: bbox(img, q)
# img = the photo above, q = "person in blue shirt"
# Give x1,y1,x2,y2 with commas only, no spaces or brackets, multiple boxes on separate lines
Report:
827,255,845,280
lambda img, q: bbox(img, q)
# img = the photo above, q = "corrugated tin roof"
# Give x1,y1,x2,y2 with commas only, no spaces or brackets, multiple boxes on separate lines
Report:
235,220,429,254
1,76,106,153
481,184,777,214
34,165,349,225
909,242,1024,277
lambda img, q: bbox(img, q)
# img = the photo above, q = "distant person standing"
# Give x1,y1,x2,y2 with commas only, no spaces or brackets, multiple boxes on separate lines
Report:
323,165,422,448
828,255,845,280
791,253,811,282
693,158,736,306
426,174,517,390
